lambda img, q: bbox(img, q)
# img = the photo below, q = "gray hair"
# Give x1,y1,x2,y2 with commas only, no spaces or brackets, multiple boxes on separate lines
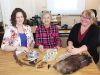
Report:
41,10,52,19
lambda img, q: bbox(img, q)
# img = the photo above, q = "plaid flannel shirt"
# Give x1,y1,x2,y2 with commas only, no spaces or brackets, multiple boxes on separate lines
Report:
35,24,61,48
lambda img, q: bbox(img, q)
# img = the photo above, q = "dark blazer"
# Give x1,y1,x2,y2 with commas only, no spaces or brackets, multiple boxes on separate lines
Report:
67,23,100,63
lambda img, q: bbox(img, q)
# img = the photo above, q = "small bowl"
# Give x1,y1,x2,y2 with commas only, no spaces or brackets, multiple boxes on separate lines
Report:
27,50,39,61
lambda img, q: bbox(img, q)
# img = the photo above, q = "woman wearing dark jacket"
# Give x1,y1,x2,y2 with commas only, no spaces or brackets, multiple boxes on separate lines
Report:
67,9,100,64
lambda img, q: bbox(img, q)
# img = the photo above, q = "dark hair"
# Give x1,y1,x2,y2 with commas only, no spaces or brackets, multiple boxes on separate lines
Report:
53,54,92,74
91,9,97,17
11,8,27,26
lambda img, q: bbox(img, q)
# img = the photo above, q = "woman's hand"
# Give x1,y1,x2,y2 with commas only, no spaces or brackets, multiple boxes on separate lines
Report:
16,47,30,53
67,41,74,50
39,45,44,52
22,47,30,53
28,41,34,49
67,45,87,55
56,46,60,50
67,45,74,50
67,48,82,55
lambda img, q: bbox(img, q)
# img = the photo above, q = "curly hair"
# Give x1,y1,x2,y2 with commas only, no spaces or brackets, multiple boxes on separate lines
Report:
11,8,27,26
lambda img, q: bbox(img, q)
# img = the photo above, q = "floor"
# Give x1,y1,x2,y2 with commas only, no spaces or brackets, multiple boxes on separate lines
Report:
97,59,100,70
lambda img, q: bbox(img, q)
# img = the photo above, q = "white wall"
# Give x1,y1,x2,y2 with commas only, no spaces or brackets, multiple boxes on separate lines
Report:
0,4,2,22
61,0,100,26
85,0,100,20
11,0,36,18
0,0,100,26
35,0,47,16
60,0,100,26
0,0,12,26
0,0,37,26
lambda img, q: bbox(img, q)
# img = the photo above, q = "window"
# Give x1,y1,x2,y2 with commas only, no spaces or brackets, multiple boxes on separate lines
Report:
47,0,85,15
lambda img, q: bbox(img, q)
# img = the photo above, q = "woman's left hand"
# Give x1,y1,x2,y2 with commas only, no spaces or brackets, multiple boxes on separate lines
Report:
56,46,60,50
68,48,82,55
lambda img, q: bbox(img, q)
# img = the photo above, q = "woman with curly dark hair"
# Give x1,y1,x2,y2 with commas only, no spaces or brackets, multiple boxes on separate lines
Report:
1,8,35,52
11,8,27,26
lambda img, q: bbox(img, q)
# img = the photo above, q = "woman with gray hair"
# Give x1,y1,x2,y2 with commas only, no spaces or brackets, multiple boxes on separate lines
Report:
35,11,61,51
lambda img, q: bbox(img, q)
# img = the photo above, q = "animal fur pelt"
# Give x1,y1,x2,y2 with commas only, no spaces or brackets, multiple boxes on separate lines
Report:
53,54,92,74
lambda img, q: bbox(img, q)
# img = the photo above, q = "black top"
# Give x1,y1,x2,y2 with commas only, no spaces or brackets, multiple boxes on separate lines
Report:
97,21,100,26
67,23,100,63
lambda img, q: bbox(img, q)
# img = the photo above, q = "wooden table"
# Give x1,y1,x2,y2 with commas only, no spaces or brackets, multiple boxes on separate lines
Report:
0,48,100,75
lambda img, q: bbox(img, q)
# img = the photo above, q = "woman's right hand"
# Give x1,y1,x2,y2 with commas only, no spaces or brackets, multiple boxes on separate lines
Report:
16,47,30,53
67,41,74,50
67,45,74,50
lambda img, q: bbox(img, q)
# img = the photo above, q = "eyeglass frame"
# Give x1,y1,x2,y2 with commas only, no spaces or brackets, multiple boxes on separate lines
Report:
80,15,91,20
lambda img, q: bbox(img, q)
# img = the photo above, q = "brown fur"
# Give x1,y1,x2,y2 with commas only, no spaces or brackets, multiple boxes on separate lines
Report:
53,54,92,74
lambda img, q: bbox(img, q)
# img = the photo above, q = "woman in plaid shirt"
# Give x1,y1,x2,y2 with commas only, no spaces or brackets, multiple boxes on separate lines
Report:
35,11,61,51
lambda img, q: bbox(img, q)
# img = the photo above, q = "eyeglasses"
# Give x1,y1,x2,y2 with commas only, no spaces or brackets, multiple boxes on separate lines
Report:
81,15,91,20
